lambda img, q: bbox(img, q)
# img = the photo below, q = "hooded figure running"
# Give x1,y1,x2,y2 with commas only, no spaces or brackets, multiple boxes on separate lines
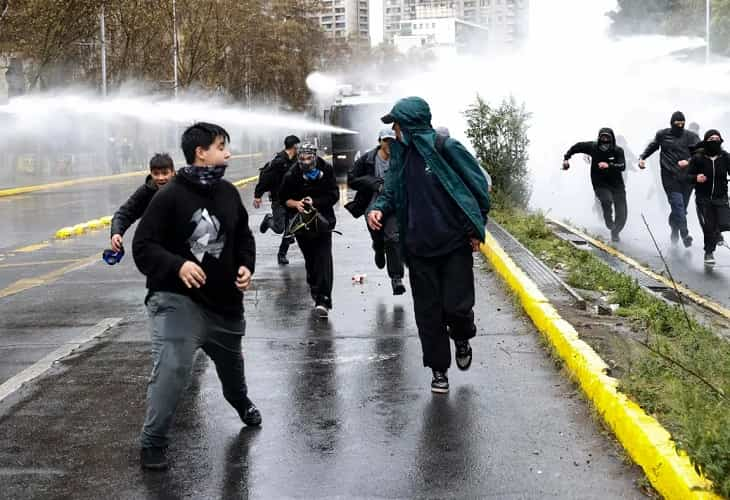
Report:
367,97,490,394
687,129,730,266
639,111,701,247
562,128,627,242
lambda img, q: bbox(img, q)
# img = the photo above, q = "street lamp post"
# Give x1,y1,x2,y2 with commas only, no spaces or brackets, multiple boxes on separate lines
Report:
706,0,711,64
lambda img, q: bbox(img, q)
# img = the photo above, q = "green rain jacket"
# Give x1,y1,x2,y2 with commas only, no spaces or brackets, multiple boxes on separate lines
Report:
370,96,491,250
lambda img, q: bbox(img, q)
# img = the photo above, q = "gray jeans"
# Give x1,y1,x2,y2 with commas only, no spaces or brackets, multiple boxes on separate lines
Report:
141,292,248,448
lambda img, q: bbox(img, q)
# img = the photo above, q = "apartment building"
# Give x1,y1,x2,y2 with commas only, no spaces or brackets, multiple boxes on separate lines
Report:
316,0,370,48
384,0,528,50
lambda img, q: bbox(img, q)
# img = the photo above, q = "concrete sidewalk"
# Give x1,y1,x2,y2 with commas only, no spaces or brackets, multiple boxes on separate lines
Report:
0,186,645,499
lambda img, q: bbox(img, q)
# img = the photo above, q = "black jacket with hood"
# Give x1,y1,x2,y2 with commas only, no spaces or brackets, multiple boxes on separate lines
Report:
132,170,256,319
279,156,340,228
564,128,626,189
111,175,158,237
347,147,383,218
254,150,297,201
640,112,701,192
688,130,730,203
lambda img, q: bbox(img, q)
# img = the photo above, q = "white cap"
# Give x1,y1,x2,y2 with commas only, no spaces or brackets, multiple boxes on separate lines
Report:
378,127,397,141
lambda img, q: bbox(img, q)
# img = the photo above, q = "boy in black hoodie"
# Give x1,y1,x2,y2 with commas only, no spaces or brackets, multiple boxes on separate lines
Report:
279,143,339,318
110,153,175,253
688,129,730,265
132,122,260,471
563,128,627,242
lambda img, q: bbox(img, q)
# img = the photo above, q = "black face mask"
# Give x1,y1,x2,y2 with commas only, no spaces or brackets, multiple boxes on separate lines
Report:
671,124,684,137
598,141,611,152
706,141,722,156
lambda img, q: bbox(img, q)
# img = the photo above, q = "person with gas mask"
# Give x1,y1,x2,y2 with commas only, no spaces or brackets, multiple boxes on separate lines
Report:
563,128,627,242
279,143,339,318
687,130,730,266
639,111,701,246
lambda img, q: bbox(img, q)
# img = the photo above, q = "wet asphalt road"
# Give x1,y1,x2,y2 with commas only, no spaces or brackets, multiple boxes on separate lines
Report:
0,157,259,252
0,181,644,498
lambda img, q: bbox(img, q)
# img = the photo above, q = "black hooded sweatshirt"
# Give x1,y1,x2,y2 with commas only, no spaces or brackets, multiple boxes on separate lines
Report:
254,150,297,201
279,157,340,227
132,170,256,319
564,128,626,189
111,175,158,237
640,112,700,192
688,130,730,203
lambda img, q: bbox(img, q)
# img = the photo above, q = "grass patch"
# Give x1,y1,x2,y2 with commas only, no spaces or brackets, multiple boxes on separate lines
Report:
493,207,730,497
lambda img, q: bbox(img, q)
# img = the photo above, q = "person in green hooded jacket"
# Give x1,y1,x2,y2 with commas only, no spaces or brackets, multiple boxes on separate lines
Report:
367,96,490,394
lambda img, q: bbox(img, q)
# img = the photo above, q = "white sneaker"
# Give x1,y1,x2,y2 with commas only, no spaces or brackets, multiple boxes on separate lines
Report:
314,304,329,318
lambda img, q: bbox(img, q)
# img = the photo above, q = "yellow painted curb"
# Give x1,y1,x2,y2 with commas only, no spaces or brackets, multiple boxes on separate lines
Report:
233,175,260,188
481,231,721,500
548,217,730,321
55,216,112,240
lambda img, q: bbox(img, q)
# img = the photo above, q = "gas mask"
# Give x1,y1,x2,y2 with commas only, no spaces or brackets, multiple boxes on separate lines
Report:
298,143,321,180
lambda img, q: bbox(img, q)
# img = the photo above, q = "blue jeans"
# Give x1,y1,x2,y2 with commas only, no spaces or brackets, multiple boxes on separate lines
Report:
140,292,248,448
667,189,692,237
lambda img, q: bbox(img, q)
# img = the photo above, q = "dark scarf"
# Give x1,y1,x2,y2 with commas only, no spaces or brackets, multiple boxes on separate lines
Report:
179,165,227,185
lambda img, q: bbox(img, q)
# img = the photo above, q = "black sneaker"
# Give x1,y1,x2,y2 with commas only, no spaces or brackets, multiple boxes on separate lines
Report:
259,214,273,234
374,249,386,269
140,447,168,470
611,231,620,243
240,404,262,426
705,252,716,266
277,254,289,265
455,340,473,371
683,235,693,248
431,371,449,394
671,228,679,244
391,278,406,296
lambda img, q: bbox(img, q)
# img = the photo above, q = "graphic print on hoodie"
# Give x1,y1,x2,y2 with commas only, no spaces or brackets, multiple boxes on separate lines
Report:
188,208,226,262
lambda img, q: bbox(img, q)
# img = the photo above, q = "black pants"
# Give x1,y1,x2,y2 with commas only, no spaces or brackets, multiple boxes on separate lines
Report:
696,201,723,253
367,214,404,279
296,232,333,308
594,186,627,235
271,202,293,257
408,245,477,372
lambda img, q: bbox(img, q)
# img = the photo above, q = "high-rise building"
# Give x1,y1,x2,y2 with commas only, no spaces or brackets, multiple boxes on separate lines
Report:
384,0,529,50
316,0,370,48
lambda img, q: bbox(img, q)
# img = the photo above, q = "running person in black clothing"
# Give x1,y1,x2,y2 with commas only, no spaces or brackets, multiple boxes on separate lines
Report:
563,128,627,242
688,129,730,266
254,135,300,265
133,122,260,471
110,153,175,253
279,143,339,318
639,111,701,247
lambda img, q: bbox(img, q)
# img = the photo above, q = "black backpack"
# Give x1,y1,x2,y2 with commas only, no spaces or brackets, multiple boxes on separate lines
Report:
259,160,272,173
